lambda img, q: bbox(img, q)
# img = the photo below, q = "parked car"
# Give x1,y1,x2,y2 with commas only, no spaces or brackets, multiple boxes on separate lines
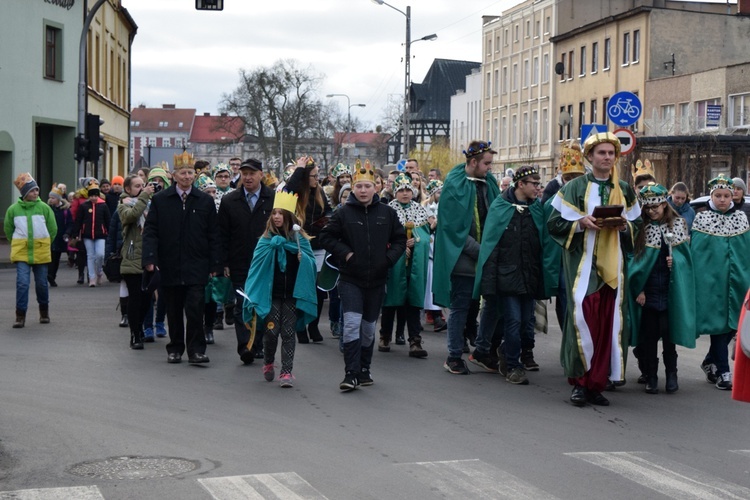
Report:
689,195,750,211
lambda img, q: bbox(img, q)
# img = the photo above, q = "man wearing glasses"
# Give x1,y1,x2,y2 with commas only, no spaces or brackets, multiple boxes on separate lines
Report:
228,157,242,188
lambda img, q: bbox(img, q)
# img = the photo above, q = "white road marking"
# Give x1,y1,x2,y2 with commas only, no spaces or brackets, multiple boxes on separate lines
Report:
401,459,559,499
199,472,328,500
567,451,750,500
0,486,104,499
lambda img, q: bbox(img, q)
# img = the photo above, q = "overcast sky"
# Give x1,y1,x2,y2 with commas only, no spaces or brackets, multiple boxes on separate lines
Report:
125,0,734,130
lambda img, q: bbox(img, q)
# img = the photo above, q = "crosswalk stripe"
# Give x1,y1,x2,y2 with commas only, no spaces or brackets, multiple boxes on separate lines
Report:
0,486,104,499
730,450,750,458
199,472,328,500
401,459,559,499
567,451,750,500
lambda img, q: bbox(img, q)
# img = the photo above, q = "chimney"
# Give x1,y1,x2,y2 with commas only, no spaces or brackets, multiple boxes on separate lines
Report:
204,112,210,116
739,0,750,15
162,104,176,109
220,112,227,117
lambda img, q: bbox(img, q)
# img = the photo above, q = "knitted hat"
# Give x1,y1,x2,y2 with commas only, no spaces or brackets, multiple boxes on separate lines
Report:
111,175,125,186
339,183,352,204
14,173,39,200
639,182,668,206
708,174,733,193
147,167,172,188
99,178,110,186
79,177,98,190
425,179,444,196
732,177,747,194
49,183,65,201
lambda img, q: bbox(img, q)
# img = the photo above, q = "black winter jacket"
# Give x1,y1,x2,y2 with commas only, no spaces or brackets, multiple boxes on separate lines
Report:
304,188,332,251
218,185,275,283
71,198,110,240
319,193,406,289
142,186,220,286
272,249,301,299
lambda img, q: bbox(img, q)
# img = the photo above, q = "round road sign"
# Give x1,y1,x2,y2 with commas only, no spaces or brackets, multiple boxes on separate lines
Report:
613,128,636,156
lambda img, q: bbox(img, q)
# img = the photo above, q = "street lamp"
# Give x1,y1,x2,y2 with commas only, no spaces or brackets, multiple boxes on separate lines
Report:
371,0,436,159
326,94,366,162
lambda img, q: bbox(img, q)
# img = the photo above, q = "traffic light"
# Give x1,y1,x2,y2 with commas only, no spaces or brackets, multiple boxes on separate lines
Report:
74,134,89,162
196,0,223,10
85,113,104,164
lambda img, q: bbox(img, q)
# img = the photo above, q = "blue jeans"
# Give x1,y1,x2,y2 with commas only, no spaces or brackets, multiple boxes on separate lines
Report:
447,275,475,359
83,238,105,280
475,295,500,354
16,262,49,311
143,288,166,329
499,295,535,370
708,332,734,375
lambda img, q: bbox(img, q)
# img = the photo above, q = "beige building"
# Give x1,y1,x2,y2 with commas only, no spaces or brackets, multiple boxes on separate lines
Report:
86,0,137,180
481,0,556,180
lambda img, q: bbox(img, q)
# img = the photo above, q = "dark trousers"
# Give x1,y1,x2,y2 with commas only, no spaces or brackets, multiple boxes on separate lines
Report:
339,281,385,374
381,305,421,341
707,331,734,375
123,274,149,343
204,299,217,330
49,251,62,281
639,307,677,376
232,280,262,355
328,286,341,322
163,284,206,357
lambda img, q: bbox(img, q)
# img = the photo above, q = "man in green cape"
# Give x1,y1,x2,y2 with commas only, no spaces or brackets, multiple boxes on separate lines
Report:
433,140,500,375
548,132,642,406
471,166,547,385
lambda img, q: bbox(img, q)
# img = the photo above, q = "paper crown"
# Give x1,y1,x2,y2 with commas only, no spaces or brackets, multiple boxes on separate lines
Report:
173,151,194,170
273,190,299,213
632,159,655,181
14,173,38,199
352,159,375,184
639,182,668,205
560,140,585,175
153,161,170,171
196,176,216,192
708,174,733,193
513,165,540,183
262,171,278,187
426,179,444,196
393,173,415,193
49,183,65,200
583,132,621,159
331,163,351,179
463,141,496,159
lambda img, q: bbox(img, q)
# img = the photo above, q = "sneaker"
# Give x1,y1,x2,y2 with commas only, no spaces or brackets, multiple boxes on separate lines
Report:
340,372,359,391
143,327,155,343
443,357,470,375
155,322,167,338
279,373,294,388
506,367,529,385
468,349,499,373
263,363,275,382
496,346,508,376
701,361,718,384
716,372,732,390
520,349,539,371
378,338,391,352
433,316,447,332
330,321,341,338
359,368,374,386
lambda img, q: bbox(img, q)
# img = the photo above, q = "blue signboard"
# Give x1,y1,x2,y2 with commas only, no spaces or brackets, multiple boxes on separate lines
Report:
706,105,722,126
581,124,608,142
396,159,407,171
607,91,642,126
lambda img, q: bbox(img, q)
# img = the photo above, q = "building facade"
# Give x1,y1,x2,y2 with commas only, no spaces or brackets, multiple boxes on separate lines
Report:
130,104,195,169
450,68,482,163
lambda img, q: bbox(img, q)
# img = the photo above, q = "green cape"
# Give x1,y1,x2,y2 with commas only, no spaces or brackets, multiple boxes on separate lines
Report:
432,163,499,307
384,224,430,307
627,220,696,348
242,234,318,331
541,196,562,299
473,192,546,299
205,276,235,305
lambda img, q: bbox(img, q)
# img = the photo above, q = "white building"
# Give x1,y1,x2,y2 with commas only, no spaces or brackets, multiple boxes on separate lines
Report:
450,68,483,163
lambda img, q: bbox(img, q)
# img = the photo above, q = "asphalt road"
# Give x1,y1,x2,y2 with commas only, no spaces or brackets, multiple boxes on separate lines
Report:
1,265,749,499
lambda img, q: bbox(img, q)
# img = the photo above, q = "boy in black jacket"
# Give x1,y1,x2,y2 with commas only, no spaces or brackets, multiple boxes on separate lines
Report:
319,162,406,391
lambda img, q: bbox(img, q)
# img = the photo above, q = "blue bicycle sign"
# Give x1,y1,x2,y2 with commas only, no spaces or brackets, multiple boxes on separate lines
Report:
607,91,642,126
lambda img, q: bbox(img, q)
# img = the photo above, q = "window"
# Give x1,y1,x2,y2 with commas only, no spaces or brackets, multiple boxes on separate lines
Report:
580,46,587,76
591,99,598,123
525,20,530,38
178,122,184,128
523,59,530,88
679,102,690,133
567,104,573,139
622,32,630,65
148,137,156,147
512,63,518,91
486,38,492,55
604,38,611,70
159,121,169,127
591,42,599,73
162,138,171,148
695,98,720,129
560,53,567,82
603,97,610,124
504,28,509,46
661,104,676,134
493,69,499,96
502,66,508,94
579,102,586,132
496,35,501,52
511,114,518,145
531,109,538,143
730,93,750,127
568,51,574,80
541,108,548,143
532,56,539,85
522,112,529,143
493,118,499,147
514,24,519,42
559,106,566,141
535,20,540,38
44,24,62,80
545,16,550,34
501,115,507,147
542,53,549,83
486,72,491,98
633,30,640,63
175,138,183,148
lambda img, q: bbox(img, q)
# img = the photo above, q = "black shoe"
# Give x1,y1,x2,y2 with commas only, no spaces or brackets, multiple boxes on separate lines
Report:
340,372,359,391
254,348,264,359
443,357,470,375
119,314,129,328
395,333,406,345
612,379,626,387
637,374,647,384
130,341,144,350
645,376,659,394
665,371,679,393
167,353,182,363
77,277,84,285
308,325,324,343
605,380,616,392
224,305,235,325
213,312,224,331
570,385,586,406
359,368,374,386
586,390,610,406
205,331,215,345
188,353,210,364
239,349,254,365
48,278,57,287
468,349,499,373
297,330,310,344
520,348,539,371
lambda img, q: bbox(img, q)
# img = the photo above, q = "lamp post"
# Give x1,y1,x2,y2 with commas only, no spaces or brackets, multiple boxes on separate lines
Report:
326,94,366,163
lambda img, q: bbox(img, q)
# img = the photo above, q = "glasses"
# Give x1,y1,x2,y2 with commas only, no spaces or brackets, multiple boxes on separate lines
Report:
229,163,241,167
524,181,541,187
215,174,230,179
643,204,663,212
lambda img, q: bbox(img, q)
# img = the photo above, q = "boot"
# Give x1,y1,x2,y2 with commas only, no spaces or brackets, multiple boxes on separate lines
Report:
39,304,50,324
520,348,539,371
645,376,659,394
297,329,310,344
224,303,235,325
378,337,391,352
130,331,144,350
665,371,679,394
119,297,129,328
645,358,659,394
308,323,324,343
77,269,85,285
213,311,224,331
409,336,428,358
205,324,215,345
13,309,26,328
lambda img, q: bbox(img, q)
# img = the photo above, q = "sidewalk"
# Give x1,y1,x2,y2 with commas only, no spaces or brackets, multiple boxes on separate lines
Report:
0,239,10,268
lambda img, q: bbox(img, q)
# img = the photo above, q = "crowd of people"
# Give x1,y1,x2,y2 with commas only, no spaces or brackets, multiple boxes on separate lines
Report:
5,135,750,403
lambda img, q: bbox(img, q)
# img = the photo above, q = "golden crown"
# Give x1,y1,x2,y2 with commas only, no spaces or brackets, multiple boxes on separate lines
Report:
173,151,194,170
352,159,375,184
273,190,299,213
560,140,585,175
631,159,655,181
